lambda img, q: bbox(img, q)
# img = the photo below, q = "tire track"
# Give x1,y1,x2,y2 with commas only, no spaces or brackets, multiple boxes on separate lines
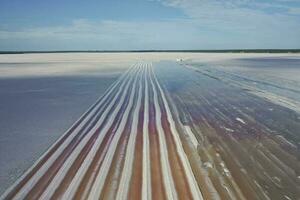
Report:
150,64,178,200
147,65,166,200
38,69,137,200
141,63,152,200
49,65,141,200
151,64,204,200
1,61,210,200
99,64,142,200
23,65,139,200
115,63,143,199
56,65,141,200
127,63,150,200
3,66,136,200
87,64,143,200
151,65,193,199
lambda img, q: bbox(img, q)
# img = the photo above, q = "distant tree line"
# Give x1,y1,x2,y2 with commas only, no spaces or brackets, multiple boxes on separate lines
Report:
1,49,300,54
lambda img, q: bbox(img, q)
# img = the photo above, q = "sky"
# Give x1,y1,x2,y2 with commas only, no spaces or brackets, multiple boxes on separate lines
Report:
0,0,300,50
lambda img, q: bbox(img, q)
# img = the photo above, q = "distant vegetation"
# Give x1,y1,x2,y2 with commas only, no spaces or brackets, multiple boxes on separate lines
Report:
1,49,300,54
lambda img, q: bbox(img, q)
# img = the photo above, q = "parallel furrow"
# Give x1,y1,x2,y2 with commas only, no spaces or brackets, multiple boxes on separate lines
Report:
115,63,144,199
61,65,141,200
87,64,143,200
141,63,152,200
1,62,206,200
38,67,138,200
151,65,204,200
99,64,141,200
150,64,178,200
147,66,166,200
27,66,139,200
1,64,137,200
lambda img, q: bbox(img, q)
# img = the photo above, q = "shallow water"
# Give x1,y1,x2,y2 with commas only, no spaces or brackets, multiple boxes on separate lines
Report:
1,53,300,198
0,75,117,194
155,59,300,199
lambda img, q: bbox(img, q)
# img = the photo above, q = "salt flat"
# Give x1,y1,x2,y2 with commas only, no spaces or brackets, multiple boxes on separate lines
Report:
0,53,299,199
0,52,298,77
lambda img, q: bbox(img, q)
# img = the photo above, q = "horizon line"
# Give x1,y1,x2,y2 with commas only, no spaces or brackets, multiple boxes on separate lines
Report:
1,49,300,54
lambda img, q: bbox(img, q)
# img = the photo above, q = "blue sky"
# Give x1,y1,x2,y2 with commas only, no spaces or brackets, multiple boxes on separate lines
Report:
0,0,300,50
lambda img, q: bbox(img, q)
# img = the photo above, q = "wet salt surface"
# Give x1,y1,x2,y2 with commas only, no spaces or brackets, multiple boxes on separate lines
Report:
155,60,300,199
1,53,299,197
186,57,300,112
155,60,300,143
0,75,117,194
217,57,300,82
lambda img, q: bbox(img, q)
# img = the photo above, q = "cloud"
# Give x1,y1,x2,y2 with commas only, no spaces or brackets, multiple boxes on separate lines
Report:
0,19,209,50
158,0,300,24
288,7,300,14
0,0,300,50
155,0,300,45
